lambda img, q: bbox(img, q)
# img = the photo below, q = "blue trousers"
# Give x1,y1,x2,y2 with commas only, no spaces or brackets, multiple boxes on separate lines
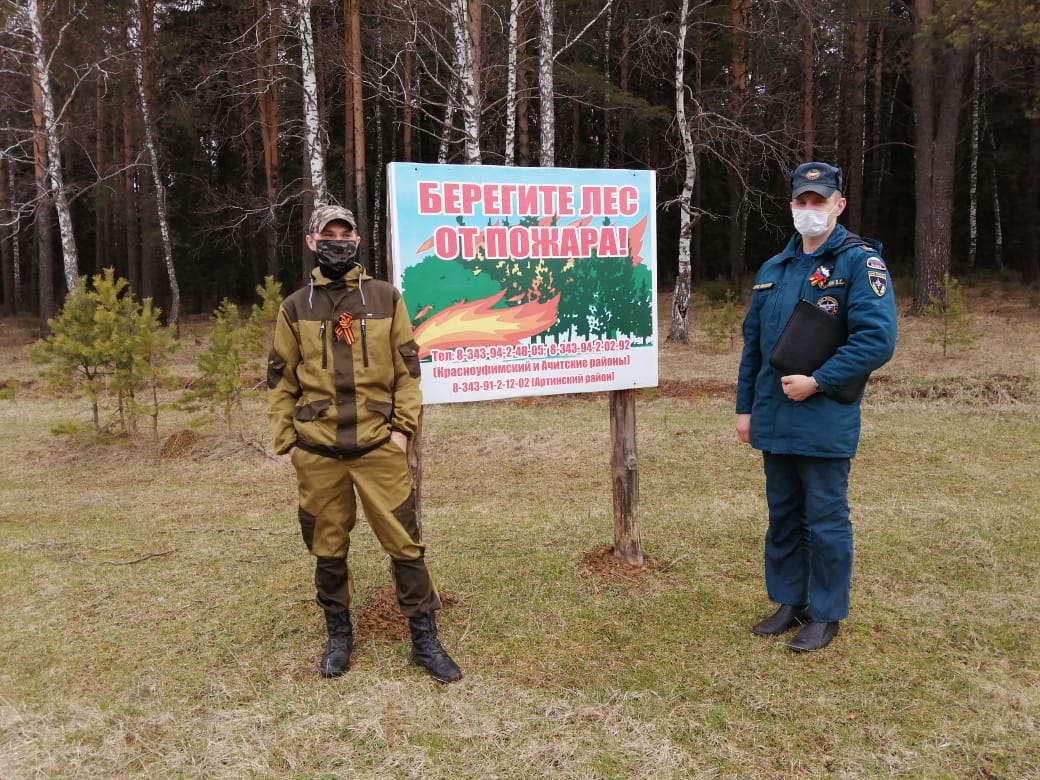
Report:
762,453,852,622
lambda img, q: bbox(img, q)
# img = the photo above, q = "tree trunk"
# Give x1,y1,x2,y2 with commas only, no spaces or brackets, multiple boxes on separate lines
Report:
910,0,972,313
844,0,869,228
728,0,750,282
344,0,370,268
402,34,414,162
130,0,181,331
516,3,531,165
538,0,555,167
968,50,981,273
863,19,887,237
298,0,327,204
505,0,521,165
122,89,141,297
28,0,79,294
257,0,282,281
668,0,695,345
453,0,482,165
0,155,16,316
1025,50,1040,285
801,0,816,158
610,389,642,567
94,74,109,277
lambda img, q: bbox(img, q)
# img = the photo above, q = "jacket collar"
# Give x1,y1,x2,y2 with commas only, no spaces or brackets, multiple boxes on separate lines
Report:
310,263,368,290
780,223,849,261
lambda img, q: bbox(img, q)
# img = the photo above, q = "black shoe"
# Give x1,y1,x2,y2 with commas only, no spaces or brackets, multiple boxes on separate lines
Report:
752,604,811,636
787,621,840,652
409,612,462,683
319,610,353,677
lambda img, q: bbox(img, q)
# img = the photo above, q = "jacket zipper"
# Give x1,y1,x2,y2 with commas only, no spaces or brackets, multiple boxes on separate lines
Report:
319,321,328,369
360,317,369,367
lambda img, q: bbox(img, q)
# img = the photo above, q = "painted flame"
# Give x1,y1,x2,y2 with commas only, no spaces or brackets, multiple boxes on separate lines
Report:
413,290,560,359
628,215,647,266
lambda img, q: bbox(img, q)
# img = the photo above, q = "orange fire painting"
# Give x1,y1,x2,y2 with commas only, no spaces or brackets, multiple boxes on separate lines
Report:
412,290,561,359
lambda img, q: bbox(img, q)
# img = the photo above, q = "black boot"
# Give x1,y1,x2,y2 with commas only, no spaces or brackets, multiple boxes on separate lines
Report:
408,612,462,683
319,610,353,678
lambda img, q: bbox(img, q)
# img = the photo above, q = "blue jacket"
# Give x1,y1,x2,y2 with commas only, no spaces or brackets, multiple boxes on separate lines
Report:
736,224,898,458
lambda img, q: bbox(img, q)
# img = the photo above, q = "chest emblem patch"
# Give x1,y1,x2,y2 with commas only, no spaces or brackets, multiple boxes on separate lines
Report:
809,265,832,289
867,270,889,297
335,312,357,344
816,296,839,314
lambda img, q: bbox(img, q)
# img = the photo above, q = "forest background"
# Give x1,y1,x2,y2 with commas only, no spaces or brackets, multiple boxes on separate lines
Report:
1,0,1040,337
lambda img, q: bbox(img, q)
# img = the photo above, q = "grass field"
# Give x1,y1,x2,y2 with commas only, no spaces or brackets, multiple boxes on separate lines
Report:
1,285,1038,779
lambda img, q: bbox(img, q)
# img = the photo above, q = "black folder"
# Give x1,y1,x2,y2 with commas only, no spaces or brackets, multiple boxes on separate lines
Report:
768,300,868,404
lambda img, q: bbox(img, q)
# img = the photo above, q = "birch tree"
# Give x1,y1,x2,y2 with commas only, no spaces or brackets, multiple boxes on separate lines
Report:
128,0,180,330
297,0,326,204
450,0,481,164
504,0,522,165
537,0,554,166
536,0,612,167
25,0,79,293
667,0,696,344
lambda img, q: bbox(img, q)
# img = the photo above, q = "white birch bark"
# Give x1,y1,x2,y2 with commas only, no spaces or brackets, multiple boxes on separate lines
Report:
297,0,327,203
504,0,520,165
668,0,694,344
128,0,180,328
537,0,611,168
537,0,554,166
451,0,481,164
25,0,79,292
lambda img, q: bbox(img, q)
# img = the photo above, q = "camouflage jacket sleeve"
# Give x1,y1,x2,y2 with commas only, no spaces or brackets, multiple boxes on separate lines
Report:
266,305,302,455
388,292,423,438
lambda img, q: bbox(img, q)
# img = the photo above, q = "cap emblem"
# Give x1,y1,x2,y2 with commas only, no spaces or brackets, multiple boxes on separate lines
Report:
805,168,822,181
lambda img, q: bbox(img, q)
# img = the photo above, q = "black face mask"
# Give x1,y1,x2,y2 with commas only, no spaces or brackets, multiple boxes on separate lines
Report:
315,239,359,278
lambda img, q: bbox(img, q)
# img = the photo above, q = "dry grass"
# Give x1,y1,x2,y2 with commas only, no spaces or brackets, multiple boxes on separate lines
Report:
1,286,1038,779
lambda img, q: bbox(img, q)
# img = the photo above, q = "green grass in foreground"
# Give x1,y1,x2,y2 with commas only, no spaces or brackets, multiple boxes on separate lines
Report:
1,291,1038,779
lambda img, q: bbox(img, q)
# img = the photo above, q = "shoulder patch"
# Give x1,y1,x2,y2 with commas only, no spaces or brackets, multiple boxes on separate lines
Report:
867,270,889,297
752,282,774,290
866,256,887,271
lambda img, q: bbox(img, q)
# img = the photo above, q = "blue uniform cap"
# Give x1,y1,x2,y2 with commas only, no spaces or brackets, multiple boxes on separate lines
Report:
791,162,843,198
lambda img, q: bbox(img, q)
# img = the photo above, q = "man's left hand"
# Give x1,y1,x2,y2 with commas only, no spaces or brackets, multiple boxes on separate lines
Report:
781,374,819,402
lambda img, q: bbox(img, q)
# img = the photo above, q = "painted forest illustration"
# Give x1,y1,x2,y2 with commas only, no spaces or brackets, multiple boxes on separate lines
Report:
401,215,653,360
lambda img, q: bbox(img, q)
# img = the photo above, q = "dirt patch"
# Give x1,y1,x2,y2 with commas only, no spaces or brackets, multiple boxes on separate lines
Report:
353,583,459,643
870,373,1036,403
577,545,659,586
159,429,201,459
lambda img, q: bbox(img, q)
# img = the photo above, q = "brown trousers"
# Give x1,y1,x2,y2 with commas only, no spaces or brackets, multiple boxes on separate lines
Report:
293,443,441,618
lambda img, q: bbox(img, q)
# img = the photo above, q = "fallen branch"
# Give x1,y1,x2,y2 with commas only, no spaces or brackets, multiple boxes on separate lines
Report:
102,549,177,565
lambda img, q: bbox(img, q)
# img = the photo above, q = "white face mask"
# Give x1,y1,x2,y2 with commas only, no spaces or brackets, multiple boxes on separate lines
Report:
792,204,837,238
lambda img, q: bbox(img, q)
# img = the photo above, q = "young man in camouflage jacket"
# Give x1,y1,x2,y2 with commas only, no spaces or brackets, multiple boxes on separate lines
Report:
268,205,461,682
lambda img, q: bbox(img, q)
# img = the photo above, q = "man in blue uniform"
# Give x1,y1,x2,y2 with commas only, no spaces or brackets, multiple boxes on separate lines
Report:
735,162,898,652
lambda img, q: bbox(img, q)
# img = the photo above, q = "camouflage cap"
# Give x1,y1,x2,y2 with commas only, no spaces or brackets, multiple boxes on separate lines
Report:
791,162,843,198
308,204,357,234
